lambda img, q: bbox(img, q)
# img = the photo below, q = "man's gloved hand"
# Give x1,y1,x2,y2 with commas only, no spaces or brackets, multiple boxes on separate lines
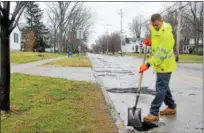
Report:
139,63,151,73
144,37,151,46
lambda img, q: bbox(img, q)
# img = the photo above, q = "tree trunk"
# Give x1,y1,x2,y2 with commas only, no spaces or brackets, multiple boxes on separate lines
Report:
54,31,57,53
0,28,11,111
194,37,198,54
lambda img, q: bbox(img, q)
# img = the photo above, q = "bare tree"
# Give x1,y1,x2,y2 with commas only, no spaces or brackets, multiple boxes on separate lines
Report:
47,5,60,53
163,2,203,55
129,15,144,38
94,32,122,55
163,9,178,53
143,21,150,36
47,2,92,53
91,43,100,54
108,32,121,54
96,35,107,54
65,4,92,53
0,2,28,111
182,2,203,54
47,2,79,52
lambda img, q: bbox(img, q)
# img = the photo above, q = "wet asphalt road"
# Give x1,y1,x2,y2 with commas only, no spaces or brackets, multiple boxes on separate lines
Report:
88,53,203,133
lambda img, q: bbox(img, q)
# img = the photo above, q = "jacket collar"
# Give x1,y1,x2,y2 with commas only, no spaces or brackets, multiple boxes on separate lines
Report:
151,22,167,35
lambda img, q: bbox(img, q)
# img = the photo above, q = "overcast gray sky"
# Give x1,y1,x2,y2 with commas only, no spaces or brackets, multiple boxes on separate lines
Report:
83,2,174,46
15,2,175,48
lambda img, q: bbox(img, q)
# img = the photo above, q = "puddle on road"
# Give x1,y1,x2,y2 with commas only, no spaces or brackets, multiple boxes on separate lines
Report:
107,87,156,95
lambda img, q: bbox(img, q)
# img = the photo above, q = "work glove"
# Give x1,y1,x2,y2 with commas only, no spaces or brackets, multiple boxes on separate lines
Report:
139,63,151,73
144,37,151,46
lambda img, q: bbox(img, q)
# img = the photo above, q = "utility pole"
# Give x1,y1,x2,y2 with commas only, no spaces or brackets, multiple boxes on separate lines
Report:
119,9,123,56
106,24,109,53
176,2,182,62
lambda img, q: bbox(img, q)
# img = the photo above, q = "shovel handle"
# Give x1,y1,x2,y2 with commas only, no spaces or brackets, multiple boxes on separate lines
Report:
134,46,148,108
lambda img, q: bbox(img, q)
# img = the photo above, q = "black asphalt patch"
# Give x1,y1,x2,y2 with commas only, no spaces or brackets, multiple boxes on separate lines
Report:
107,87,156,95
95,70,133,74
98,74,116,77
133,122,158,131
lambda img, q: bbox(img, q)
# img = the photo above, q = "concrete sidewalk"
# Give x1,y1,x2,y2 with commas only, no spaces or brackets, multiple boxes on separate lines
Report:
19,66,95,82
11,56,95,82
11,56,67,73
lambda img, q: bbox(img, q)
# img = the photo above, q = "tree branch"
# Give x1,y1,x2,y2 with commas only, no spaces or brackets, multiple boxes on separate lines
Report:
9,2,27,33
64,3,79,29
9,2,23,25
3,2,8,9
0,2,3,11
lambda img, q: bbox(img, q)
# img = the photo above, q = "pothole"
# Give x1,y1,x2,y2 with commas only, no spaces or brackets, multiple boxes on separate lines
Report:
107,87,156,95
133,122,158,131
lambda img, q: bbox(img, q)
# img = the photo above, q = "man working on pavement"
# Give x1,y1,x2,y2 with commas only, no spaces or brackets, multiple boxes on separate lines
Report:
139,13,177,122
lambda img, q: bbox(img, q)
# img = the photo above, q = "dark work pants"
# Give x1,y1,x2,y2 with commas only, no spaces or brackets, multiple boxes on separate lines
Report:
150,72,176,116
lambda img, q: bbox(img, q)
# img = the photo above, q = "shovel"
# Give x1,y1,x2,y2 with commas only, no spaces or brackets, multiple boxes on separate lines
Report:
127,46,148,127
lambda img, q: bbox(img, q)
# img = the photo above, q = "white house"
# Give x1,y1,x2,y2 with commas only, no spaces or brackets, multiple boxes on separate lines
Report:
10,26,21,51
182,38,203,53
123,37,151,53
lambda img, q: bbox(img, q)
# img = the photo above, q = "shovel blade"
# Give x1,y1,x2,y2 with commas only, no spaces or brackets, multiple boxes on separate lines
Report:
127,107,142,127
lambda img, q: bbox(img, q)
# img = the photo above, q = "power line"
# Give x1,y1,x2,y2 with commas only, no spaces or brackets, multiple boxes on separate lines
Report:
141,2,179,25
141,2,191,25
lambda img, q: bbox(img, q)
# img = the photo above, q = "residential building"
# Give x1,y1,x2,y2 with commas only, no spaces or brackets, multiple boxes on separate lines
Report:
0,25,21,51
123,37,151,53
182,38,203,54
10,26,21,51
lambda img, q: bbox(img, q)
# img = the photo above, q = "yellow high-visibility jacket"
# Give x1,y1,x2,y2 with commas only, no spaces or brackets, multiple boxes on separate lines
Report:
148,22,176,73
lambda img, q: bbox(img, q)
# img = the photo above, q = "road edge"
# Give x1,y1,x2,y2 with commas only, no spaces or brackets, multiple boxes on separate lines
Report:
88,54,130,133
93,70,130,133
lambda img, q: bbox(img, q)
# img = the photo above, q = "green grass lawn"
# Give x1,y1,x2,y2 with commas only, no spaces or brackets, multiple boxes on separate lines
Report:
1,73,117,133
11,51,66,64
179,54,203,63
106,53,121,56
42,54,92,67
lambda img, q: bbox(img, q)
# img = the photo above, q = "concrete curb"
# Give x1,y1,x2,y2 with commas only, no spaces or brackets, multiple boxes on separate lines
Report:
88,54,131,133
92,70,130,133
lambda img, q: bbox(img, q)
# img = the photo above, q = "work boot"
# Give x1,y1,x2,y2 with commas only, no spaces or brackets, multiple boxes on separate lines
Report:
160,107,176,115
143,114,159,122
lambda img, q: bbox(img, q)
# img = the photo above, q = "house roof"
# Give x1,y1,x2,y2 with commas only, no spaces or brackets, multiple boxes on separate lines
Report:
18,23,28,31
